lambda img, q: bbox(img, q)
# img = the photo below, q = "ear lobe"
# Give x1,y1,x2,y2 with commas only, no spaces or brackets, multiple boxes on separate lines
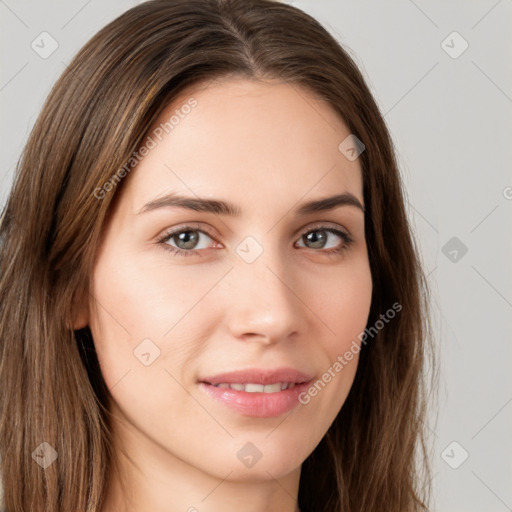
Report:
71,291,89,330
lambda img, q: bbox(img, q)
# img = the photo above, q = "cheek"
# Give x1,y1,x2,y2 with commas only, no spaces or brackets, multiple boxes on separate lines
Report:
88,256,200,428
88,247,225,394
294,257,371,417
90,245,199,341
313,257,373,355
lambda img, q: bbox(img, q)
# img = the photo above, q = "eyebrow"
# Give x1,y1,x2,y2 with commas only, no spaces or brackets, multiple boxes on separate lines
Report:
136,192,365,216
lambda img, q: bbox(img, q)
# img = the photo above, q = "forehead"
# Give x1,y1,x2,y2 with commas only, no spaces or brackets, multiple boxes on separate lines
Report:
120,77,363,216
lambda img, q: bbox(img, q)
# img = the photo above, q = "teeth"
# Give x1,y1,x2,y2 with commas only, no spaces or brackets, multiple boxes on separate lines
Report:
262,383,282,393
211,382,296,393
245,383,264,392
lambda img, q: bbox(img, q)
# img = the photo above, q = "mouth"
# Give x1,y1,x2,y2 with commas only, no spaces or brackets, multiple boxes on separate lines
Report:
198,367,314,418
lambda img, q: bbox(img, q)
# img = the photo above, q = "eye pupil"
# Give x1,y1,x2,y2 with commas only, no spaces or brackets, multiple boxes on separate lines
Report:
176,231,199,250
305,230,327,249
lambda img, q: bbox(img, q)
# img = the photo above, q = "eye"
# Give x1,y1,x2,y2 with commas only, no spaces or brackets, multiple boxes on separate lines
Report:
156,224,216,257
156,223,354,258
295,224,353,256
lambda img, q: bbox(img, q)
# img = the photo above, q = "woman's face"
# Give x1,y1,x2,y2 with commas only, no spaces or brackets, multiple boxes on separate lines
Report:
83,77,372,490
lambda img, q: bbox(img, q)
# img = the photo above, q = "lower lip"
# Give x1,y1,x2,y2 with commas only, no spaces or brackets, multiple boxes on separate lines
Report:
198,381,312,418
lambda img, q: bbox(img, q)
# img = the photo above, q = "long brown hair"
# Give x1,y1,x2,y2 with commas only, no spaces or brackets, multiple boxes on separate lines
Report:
0,0,437,510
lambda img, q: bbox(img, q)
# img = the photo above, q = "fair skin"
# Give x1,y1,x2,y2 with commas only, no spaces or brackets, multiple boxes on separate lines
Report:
75,77,372,512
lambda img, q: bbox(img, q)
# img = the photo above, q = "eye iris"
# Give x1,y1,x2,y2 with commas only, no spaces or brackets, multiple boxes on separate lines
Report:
305,230,327,249
175,231,199,250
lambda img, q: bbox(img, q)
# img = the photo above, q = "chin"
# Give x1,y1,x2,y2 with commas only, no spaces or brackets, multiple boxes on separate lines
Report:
213,433,311,481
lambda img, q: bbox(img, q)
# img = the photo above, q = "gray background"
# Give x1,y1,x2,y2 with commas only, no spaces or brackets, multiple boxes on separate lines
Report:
1,1,511,510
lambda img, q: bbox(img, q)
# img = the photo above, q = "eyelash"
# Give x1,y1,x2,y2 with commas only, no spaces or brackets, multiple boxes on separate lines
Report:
155,223,354,259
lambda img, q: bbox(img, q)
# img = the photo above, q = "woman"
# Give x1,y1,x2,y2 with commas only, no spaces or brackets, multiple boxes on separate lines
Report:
0,0,436,510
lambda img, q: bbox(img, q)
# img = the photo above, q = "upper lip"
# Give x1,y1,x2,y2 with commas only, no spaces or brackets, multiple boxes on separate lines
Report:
200,367,314,385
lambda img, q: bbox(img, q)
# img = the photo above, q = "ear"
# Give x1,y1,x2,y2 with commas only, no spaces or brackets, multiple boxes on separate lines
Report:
71,290,89,330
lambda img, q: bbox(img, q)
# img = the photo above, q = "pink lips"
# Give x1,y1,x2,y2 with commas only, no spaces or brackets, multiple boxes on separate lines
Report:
198,367,314,418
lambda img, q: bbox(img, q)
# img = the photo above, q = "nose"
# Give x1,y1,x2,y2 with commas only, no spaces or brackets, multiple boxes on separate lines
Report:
222,243,307,345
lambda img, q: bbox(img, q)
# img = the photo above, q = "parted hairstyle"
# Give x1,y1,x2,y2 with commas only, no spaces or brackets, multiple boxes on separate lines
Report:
0,0,437,510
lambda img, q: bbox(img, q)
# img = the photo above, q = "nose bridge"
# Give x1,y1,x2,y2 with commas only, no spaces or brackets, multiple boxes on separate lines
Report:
224,235,304,340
